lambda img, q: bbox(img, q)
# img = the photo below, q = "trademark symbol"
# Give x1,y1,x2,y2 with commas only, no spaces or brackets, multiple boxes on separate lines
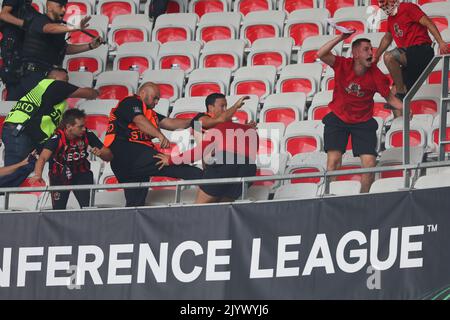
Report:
427,224,438,233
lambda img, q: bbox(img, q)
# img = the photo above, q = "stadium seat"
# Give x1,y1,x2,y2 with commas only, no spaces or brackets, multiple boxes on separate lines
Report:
273,183,318,200
240,10,286,45
372,93,394,121
365,4,388,32
157,40,202,73
94,190,127,208
255,151,289,189
429,113,450,153
281,120,324,156
328,180,361,196
67,15,108,45
384,116,430,150
113,42,159,75
284,8,329,47
185,68,232,97
155,128,192,156
196,12,242,43
152,13,198,44
422,2,450,32
331,7,370,45
284,163,325,185
64,45,108,76
108,14,152,47
247,37,294,71
98,162,119,187
320,66,335,91
278,0,318,13
377,146,425,179
428,60,450,87
154,98,171,117
77,99,118,137
276,64,322,98
199,39,247,71
410,85,441,115
96,0,137,24
307,90,333,120
415,173,450,189
67,71,94,108
170,97,206,119
336,153,362,182
95,70,139,100
234,0,273,16
245,185,271,201
141,69,185,102
256,123,285,158
298,35,343,66
415,0,449,5
226,94,259,123
229,65,277,100
321,0,359,17
64,0,94,26
189,0,229,17
0,194,39,211
260,93,307,126
31,0,45,13
369,177,407,193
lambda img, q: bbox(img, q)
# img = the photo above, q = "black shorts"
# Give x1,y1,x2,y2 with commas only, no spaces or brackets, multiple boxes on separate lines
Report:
200,163,257,200
402,44,434,91
322,112,378,157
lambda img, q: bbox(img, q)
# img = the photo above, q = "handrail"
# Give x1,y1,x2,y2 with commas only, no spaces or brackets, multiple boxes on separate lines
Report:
403,54,450,188
2,159,450,211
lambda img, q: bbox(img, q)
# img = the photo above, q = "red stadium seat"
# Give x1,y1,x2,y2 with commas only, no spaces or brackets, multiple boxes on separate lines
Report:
64,2,88,21
156,27,188,43
85,115,110,137
324,0,356,17
98,85,130,100
236,0,270,16
20,177,46,196
160,55,192,71
68,29,100,44
253,168,275,186
286,136,320,156
310,105,331,121
200,26,233,42
113,29,145,46
245,25,276,44
337,165,362,182
99,1,134,24
280,79,313,95
288,23,321,47
192,0,225,17
204,54,235,68
388,131,424,148
263,108,296,127
410,99,438,115
67,58,99,73
289,167,322,184
117,56,149,74
433,127,450,153
282,0,315,13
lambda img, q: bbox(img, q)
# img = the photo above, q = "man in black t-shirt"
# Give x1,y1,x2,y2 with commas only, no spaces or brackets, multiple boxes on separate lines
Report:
9,0,104,100
31,109,113,210
104,81,202,207
0,67,98,187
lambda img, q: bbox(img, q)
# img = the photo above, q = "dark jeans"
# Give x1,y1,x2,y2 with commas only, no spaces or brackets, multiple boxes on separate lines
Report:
50,171,94,210
111,142,203,207
0,123,36,187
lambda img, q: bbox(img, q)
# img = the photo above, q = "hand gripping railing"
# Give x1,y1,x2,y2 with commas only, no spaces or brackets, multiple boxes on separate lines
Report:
403,54,450,188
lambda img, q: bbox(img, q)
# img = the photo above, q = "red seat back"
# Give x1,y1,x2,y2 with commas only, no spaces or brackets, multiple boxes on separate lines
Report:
200,26,232,42
118,56,149,74
100,2,132,23
193,0,225,17
245,25,276,44
114,29,145,46
264,108,296,126
238,0,269,16
286,136,319,156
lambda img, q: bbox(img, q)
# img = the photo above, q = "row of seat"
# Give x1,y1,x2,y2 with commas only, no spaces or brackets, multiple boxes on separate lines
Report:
40,0,449,25
61,1,450,50
4,144,446,211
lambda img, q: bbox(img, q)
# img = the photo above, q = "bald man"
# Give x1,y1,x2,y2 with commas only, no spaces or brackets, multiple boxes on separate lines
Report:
104,82,202,207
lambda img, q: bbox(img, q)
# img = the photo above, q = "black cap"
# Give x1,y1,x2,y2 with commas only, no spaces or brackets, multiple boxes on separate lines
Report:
48,0,68,6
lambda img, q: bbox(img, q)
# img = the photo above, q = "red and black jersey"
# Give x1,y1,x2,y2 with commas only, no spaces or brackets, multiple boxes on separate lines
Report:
44,128,103,183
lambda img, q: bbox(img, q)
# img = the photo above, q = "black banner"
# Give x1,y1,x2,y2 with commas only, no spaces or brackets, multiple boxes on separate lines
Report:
0,187,449,299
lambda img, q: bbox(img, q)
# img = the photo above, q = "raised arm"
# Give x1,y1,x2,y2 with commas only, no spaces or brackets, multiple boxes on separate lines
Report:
317,33,351,67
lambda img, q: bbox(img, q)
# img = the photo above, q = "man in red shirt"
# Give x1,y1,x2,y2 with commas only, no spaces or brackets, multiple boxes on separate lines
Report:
318,33,403,193
155,93,258,204
374,0,448,107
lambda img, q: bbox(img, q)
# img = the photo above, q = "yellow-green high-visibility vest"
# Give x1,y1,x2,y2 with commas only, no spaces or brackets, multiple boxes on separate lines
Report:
5,79,67,143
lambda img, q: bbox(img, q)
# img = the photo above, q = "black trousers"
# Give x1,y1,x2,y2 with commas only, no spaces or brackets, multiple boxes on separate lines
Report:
111,143,203,207
50,171,94,210
149,0,169,19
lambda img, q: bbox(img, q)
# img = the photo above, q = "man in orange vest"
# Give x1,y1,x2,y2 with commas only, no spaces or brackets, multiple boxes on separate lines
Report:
104,81,202,207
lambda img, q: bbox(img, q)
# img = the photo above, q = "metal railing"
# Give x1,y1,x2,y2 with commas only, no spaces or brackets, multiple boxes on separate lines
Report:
403,54,450,188
2,159,450,211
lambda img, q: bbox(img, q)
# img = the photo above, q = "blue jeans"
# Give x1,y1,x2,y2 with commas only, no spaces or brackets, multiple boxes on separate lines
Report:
0,123,36,187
